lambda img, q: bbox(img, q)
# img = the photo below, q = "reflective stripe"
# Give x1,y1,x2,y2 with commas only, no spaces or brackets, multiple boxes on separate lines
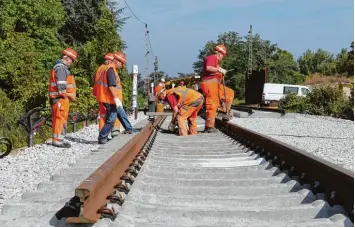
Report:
190,97,204,107
50,82,57,86
50,91,59,96
66,84,76,89
67,93,75,97
59,90,66,93
202,78,220,83
95,81,109,87
52,133,64,140
57,81,67,84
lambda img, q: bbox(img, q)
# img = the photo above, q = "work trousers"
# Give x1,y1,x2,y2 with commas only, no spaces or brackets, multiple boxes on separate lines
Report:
51,98,70,143
99,102,133,132
200,79,234,128
177,97,204,136
98,103,117,140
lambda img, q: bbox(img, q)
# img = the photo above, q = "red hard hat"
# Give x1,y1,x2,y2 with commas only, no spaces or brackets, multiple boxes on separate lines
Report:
104,53,114,61
62,48,78,61
113,51,126,64
215,44,227,56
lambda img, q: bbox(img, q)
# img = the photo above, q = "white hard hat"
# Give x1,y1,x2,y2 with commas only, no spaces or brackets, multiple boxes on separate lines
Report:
160,78,165,82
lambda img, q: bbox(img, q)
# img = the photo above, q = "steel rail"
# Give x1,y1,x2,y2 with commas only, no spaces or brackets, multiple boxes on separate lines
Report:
215,118,354,221
66,116,164,223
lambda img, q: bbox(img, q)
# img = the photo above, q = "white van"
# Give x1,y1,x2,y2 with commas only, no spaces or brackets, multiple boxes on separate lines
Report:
262,83,311,105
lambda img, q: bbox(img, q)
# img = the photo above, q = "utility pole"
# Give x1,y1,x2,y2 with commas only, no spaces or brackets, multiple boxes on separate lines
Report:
145,24,150,96
247,24,253,80
154,56,158,86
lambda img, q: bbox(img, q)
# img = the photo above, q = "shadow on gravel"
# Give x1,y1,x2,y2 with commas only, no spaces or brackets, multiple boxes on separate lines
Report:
65,137,98,144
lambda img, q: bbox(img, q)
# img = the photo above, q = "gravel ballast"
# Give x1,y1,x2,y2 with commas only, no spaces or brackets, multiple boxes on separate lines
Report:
0,112,147,211
230,113,354,172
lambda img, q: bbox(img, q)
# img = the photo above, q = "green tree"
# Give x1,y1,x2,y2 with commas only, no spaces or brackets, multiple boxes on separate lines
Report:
193,31,302,99
297,49,337,76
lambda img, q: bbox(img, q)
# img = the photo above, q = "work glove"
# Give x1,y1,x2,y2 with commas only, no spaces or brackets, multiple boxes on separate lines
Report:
114,97,123,109
168,121,175,132
218,67,227,75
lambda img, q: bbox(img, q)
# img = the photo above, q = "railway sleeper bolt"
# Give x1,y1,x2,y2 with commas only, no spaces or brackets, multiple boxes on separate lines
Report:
133,158,144,166
107,190,126,206
121,174,136,184
130,163,141,171
115,183,130,194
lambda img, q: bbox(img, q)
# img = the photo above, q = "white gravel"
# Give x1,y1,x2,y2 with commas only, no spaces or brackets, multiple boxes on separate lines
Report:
0,112,147,211
231,113,354,171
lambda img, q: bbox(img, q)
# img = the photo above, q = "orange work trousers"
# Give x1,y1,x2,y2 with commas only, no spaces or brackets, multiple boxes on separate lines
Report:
51,98,70,143
177,97,204,136
98,93,123,131
200,79,234,128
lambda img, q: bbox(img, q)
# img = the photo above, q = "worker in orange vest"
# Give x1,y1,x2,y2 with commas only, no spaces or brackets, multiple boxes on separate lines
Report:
93,53,135,137
154,78,165,95
93,53,115,131
200,44,235,133
95,51,135,144
157,87,204,136
49,48,78,148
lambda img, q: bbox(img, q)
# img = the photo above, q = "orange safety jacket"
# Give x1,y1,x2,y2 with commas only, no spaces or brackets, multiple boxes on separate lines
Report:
94,63,122,104
92,64,107,97
48,62,76,101
166,87,203,108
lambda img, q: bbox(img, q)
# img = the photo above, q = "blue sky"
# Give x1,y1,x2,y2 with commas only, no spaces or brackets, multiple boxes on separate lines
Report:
117,0,354,77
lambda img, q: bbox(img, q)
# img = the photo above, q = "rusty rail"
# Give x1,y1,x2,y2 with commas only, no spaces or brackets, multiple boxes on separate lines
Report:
215,118,354,221
66,116,164,223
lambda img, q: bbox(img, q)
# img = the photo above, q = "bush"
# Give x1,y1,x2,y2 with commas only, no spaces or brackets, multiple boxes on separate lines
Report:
279,85,354,120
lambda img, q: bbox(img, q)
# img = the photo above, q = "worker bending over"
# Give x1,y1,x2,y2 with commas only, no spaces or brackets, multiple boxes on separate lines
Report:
49,48,78,148
200,44,235,133
157,87,204,136
154,78,165,95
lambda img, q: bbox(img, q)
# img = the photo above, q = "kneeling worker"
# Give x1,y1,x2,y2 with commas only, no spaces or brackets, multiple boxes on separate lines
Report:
157,87,204,136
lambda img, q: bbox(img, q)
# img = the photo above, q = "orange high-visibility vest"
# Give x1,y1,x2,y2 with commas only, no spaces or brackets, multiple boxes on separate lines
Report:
166,87,202,108
48,63,76,101
93,64,107,97
95,64,122,104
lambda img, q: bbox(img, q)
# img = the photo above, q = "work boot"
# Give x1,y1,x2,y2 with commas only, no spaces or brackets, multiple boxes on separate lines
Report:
205,127,219,133
111,129,120,138
98,138,108,144
52,141,71,148
125,129,138,134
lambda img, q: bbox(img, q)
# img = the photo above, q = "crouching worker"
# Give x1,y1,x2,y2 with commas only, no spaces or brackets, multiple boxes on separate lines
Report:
157,87,204,136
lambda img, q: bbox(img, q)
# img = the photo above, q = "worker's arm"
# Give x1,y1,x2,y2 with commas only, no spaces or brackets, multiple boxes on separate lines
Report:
55,66,69,99
107,68,122,108
166,94,178,123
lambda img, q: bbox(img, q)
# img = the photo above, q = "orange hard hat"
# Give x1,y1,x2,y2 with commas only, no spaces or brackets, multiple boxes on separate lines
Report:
104,53,114,61
62,48,78,61
113,51,126,64
215,44,227,56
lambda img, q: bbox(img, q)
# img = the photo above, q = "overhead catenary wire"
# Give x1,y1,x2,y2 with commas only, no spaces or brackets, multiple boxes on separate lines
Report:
123,0,155,58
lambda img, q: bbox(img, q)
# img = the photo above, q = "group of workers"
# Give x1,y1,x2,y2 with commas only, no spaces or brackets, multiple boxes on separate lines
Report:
48,43,234,148
154,44,234,136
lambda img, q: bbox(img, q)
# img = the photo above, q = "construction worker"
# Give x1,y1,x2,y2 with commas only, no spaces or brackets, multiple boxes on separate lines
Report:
49,48,78,148
200,44,235,133
154,78,165,95
157,87,204,136
93,53,135,137
95,51,127,144
178,81,186,88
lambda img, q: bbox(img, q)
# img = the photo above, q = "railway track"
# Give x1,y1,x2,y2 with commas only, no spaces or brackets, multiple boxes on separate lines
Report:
0,115,353,227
